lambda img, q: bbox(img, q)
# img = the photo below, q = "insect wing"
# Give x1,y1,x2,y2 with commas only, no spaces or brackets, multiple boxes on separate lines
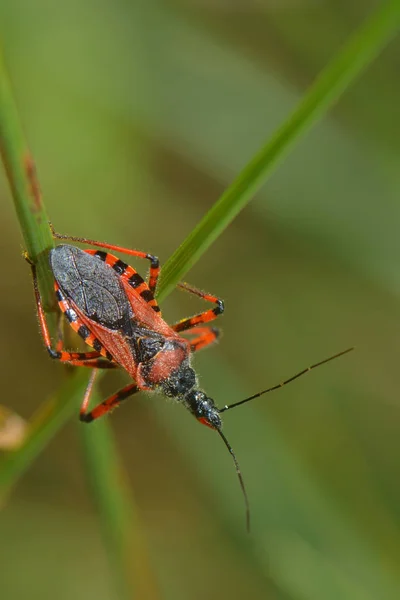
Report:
119,278,174,338
66,302,139,378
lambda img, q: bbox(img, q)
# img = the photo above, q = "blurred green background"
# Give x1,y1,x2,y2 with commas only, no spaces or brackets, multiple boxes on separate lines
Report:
1,1,400,599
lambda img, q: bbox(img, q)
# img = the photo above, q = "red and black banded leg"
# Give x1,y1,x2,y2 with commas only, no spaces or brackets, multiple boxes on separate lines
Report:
50,223,160,295
84,249,160,314
184,326,221,352
80,380,139,423
27,259,103,363
172,282,224,333
65,358,118,369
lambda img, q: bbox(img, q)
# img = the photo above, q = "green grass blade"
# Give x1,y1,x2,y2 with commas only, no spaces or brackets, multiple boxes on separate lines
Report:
0,370,89,496
157,0,400,300
0,47,160,599
79,417,161,600
0,48,55,305
0,45,90,490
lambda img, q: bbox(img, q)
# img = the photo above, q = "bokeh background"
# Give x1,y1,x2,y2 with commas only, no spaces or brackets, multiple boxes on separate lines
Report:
1,1,400,599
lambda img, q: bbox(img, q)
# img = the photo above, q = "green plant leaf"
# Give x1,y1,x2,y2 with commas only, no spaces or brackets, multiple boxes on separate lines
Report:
0,370,89,495
0,49,55,306
79,413,162,600
0,45,160,599
157,0,400,300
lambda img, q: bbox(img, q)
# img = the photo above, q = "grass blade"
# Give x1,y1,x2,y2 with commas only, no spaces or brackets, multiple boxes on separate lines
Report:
0,47,160,599
0,48,55,305
79,415,161,600
0,370,89,496
0,44,89,489
157,0,400,300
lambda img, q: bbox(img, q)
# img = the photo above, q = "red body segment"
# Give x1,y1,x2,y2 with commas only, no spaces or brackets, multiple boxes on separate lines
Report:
138,340,189,388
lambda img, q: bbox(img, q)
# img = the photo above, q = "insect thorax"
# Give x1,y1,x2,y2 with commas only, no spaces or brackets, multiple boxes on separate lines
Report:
137,336,195,394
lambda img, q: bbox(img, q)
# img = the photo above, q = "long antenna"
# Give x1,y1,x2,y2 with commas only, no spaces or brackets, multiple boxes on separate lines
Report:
220,347,354,413
217,428,250,532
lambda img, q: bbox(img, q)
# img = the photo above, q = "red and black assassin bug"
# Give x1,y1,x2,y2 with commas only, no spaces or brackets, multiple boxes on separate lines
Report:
27,226,353,530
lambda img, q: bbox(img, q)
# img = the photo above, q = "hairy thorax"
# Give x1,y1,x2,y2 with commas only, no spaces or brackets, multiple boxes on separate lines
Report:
135,337,193,393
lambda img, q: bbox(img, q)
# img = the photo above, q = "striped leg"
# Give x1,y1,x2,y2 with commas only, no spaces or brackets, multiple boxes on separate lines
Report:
27,259,104,363
52,308,117,369
50,223,160,294
84,249,160,314
172,282,224,333
80,375,139,423
184,326,220,352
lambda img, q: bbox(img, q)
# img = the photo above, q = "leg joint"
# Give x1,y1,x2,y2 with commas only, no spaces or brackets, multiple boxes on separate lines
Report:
213,299,225,316
146,254,160,269
47,347,61,359
80,413,94,423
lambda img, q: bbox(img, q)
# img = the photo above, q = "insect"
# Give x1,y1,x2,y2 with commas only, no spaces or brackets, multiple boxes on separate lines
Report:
27,226,353,530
